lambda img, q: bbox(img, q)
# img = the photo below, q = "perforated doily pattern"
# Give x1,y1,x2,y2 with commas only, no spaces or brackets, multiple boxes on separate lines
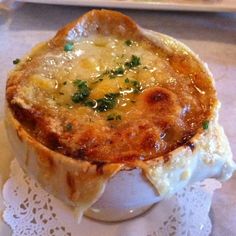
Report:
3,160,221,236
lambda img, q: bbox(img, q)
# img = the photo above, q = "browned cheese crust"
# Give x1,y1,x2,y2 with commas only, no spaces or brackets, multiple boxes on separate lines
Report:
6,10,217,166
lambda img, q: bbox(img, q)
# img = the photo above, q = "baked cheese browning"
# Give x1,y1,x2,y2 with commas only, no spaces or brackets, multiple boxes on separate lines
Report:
6,10,217,164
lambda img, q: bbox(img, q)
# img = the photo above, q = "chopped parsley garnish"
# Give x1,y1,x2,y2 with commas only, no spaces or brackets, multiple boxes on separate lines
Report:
113,66,125,75
125,78,130,83
64,42,74,52
84,99,96,108
13,58,20,65
73,79,85,88
133,88,140,94
131,80,142,93
107,114,122,121
71,93,85,103
71,79,90,103
109,66,125,79
93,55,142,81
96,93,119,112
125,55,141,69
125,40,133,46
131,80,140,87
202,120,209,130
65,123,73,132
68,55,142,110
124,78,142,94
70,79,121,111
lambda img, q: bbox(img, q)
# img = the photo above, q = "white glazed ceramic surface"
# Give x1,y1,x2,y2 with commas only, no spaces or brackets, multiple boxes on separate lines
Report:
85,168,160,222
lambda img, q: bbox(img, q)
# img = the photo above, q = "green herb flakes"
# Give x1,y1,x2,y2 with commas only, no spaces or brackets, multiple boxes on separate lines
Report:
72,92,84,103
73,79,85,88
64,42,74,52
113,66,125,75
124,78,142,93
131,80,142,93
96,93,119,112
125,40,133,46
125,78,130,83
109,67,125,79
131,80,139,87
71,79,90,103
84,99,96,108
13,58,20,65
202,120,209,130
132,88,140,94
125,55,141,69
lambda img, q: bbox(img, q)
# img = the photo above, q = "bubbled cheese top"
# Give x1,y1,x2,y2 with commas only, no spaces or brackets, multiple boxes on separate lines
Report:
7,32,216,164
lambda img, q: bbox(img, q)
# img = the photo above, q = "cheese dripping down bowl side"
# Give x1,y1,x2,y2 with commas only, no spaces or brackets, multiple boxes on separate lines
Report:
5,9,236,222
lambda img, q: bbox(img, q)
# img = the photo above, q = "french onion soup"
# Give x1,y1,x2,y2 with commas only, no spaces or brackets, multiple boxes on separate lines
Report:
5,10,235,222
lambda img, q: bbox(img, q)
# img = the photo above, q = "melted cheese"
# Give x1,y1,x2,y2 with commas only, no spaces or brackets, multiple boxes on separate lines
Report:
9,34,216,163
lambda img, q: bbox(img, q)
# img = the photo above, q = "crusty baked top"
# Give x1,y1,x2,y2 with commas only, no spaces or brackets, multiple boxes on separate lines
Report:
6,10,217,164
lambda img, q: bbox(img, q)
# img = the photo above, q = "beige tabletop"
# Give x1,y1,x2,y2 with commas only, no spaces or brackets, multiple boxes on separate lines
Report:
0,3,236,235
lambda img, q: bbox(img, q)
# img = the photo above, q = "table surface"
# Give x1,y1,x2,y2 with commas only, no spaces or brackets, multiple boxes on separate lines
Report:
0,3,236,236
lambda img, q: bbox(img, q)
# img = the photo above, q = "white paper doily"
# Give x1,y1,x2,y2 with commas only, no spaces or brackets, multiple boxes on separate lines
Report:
2,159,221,236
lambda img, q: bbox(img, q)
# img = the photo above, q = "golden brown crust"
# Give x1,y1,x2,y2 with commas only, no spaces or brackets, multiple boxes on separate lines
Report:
52,10,145,46
6,109,122,207
6,10,217,165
